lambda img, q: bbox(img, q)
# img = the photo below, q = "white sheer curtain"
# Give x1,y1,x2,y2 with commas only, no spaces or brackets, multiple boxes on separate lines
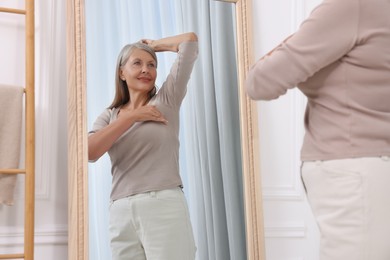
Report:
86,1,245,259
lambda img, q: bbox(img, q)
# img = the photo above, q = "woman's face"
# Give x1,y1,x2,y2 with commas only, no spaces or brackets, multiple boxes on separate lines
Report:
120,48,157,94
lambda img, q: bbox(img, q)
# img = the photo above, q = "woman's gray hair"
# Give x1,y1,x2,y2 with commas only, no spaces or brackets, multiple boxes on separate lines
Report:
118,42,158,69
108,42,158,109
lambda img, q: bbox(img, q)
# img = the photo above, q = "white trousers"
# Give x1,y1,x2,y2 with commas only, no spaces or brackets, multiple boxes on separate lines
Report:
301,156,390,260
109,187,196,260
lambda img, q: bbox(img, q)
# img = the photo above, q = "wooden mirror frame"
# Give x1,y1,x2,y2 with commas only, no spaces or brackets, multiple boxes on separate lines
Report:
66,0,265,259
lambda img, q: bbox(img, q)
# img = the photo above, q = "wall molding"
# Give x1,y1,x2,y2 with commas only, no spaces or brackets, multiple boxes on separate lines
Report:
265,222,306,238
263,185,303,200
263,90,306,201
0,225,67,246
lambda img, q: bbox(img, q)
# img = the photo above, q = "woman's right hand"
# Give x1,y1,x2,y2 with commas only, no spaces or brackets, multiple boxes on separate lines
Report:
119,105,168,125
88,105,167,161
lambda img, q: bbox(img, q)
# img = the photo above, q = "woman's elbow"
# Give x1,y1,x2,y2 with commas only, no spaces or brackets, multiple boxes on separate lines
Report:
245,83,260,100
245,73,264,100
187,32,198,42
88,136,101,162
245,83,284,101
88,149,100,162
245,71,285,100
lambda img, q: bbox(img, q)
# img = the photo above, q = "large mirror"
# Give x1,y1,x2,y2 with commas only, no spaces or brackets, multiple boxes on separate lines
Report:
66,0,264,259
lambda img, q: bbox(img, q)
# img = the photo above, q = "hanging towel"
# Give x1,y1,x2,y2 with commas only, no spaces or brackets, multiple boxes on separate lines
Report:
0,84,24,206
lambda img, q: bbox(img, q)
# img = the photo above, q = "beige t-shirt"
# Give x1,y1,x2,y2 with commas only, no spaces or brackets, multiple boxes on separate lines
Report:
90,42,198,201
246,0,390,161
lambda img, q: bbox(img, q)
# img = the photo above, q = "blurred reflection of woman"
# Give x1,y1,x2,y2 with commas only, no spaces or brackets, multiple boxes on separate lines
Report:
246,0,390,259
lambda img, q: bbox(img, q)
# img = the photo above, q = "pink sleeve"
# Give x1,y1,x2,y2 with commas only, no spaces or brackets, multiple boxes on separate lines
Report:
245,0,359,100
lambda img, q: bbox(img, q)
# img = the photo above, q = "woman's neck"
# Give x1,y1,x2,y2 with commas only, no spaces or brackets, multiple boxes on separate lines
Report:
125,92,149,110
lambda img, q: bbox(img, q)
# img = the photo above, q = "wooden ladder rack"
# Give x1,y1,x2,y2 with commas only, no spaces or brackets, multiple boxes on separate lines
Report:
0,1,35,259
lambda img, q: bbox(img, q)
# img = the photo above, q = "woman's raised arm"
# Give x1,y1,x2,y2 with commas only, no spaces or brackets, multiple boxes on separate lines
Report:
141,32,198,53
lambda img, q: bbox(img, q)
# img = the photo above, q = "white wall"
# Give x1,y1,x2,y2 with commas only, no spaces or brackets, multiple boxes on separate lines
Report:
0,1,68,259
252,0,322,259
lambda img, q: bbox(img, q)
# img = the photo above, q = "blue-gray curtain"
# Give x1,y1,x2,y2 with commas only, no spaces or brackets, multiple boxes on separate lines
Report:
85,1,246,259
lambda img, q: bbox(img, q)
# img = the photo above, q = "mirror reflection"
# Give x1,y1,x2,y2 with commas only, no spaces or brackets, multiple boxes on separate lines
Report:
85,1,246,259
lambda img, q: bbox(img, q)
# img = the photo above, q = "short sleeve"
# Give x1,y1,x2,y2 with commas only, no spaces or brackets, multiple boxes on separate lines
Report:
88,109,112,135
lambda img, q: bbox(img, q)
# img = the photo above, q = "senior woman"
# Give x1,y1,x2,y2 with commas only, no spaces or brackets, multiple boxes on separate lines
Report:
88,32,198,260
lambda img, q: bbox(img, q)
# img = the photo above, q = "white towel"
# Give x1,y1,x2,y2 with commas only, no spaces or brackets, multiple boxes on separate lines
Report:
0,84,24,206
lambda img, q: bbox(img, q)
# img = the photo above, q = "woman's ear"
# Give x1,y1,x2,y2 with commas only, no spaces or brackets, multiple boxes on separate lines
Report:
119,69,125,81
